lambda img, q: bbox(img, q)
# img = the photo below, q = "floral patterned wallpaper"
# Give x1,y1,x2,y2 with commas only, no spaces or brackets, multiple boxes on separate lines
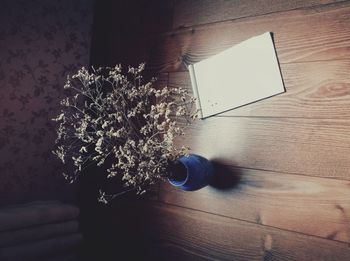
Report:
0,0,94,206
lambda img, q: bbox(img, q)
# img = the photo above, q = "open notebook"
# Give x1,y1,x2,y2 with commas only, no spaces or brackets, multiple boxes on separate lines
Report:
188,32,285,119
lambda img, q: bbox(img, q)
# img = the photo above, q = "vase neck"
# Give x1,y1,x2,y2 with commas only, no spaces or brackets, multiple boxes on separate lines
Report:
169,160,187,182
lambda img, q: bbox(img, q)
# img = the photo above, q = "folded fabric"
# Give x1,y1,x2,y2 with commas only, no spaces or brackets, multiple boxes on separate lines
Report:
39,251,80,261
0,201,61,210
0,201,79,232
0,233,83,261
0,220,79,247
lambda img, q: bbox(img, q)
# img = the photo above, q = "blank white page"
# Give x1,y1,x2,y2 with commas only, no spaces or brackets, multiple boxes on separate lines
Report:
190,32,285,118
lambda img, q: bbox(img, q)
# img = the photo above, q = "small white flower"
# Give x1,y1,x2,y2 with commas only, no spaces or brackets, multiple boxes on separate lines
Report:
102,121,108,129
79,146,87,153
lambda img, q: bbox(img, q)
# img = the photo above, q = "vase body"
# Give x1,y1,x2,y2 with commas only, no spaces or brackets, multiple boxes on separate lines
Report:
168,154,214,191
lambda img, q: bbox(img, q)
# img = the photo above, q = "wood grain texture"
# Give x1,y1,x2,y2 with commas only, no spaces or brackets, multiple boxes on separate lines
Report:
177,117,350,179
168,60,350,118
173,0,345,28
114,200,350,261
149,1,350,71
159,167,350,243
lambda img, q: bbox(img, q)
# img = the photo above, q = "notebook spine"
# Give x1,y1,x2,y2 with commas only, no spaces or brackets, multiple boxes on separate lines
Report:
188,64,203,119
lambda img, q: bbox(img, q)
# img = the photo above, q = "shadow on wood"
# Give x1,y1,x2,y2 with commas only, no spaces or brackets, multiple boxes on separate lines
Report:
209,159,242,191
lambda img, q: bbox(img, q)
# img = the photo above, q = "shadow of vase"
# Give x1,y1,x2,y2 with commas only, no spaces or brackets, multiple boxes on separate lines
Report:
209,159,242,191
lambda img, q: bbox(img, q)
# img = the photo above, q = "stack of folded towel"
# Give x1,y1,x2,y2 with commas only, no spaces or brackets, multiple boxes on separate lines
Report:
0,201,82,261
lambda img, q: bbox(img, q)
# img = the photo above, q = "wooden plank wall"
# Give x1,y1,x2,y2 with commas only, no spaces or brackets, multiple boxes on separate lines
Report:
109,1,350,260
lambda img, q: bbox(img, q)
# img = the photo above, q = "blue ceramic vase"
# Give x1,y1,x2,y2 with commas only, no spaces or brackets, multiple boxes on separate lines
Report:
168,154,214,191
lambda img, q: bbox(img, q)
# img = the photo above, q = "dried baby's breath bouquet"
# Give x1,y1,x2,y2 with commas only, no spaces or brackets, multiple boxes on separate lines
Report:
52,64,196,202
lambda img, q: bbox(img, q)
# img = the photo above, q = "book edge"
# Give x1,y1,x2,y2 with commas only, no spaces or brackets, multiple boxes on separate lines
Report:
188,64,203,119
